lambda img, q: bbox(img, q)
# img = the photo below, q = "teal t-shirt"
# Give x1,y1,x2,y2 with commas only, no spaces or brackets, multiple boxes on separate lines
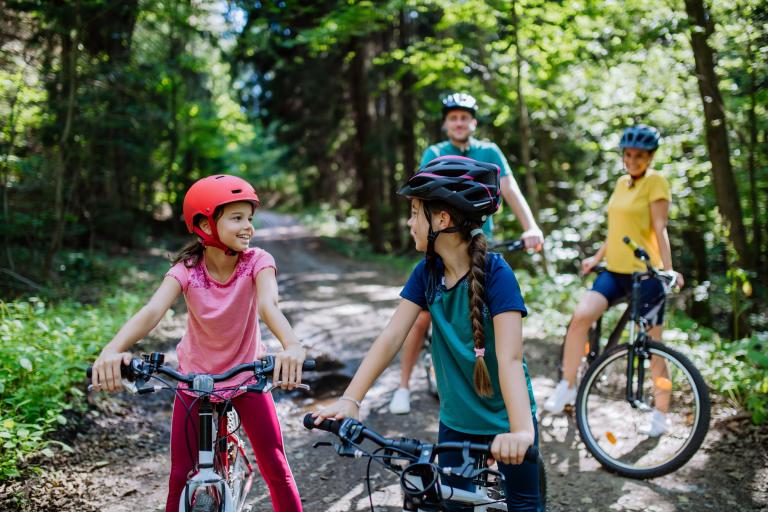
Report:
400,253,537,435
420,138,513,239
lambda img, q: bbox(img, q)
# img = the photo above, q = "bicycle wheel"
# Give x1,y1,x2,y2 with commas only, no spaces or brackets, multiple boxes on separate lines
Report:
576,341,710,478
224,410,252,511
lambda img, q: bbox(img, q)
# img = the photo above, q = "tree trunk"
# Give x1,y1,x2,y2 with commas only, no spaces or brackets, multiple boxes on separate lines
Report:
44,29,78,277
349,37,384,252
684,0,751,270
745,35,762,274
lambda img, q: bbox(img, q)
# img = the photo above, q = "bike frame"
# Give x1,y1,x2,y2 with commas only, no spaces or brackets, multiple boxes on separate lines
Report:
87,353,313,512
401,472,507,511
180,391,254,512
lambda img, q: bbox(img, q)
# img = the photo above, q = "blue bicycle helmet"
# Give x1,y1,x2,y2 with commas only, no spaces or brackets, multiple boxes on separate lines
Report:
441,93,478,119
619,125,661,151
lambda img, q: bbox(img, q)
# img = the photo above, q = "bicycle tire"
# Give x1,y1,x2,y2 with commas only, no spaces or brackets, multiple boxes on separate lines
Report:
224,410,251,511
189,491,216,512
576,341,710,479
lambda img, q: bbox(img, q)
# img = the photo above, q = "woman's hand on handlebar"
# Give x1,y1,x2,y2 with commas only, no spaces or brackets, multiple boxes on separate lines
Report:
489,431,534,466
312,398,359,425
521,226,544,252
274,343,306,390
666,269,684,289
91,350,132,393
581,255,601,275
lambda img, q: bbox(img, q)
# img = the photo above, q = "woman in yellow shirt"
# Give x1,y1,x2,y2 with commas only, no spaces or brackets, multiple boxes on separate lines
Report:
544,125,684,435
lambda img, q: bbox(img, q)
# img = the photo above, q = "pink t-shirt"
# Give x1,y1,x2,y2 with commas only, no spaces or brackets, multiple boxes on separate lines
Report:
166,248,276,394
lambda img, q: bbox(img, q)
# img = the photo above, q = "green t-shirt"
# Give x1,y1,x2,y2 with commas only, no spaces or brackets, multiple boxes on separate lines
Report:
420,138,513,239
401,254,537,435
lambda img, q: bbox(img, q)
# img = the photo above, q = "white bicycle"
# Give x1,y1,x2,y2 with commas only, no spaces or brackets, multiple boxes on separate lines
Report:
88,352,314,512
304,415,547,511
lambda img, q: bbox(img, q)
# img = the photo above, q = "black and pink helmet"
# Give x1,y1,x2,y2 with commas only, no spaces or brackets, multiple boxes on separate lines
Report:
397,156,501,222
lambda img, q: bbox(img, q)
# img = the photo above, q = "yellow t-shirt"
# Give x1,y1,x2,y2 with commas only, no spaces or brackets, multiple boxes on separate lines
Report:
605,170,671,273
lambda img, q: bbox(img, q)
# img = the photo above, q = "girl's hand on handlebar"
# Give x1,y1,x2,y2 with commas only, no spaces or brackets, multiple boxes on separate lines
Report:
489,431,534,466
312,398,359,425
91,350,132,393
521,227,544,252
274,343,306,390
581,256,600,275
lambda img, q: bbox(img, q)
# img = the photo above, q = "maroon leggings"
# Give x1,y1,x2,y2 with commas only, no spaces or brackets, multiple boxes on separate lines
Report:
166,392,302,511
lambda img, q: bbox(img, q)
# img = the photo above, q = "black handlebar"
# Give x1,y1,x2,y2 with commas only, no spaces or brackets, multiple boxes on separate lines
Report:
87,353,316,383
303,414,538,463
489,239,526,253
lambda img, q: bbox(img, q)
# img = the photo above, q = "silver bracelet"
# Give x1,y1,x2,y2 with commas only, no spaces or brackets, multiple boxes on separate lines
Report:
340,396,362,408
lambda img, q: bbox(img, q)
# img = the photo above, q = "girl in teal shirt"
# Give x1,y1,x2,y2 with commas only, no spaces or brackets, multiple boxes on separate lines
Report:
313,156,541,511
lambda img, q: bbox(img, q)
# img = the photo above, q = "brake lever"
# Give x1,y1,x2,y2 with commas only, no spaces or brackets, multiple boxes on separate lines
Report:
87,378,142,394
263,380,311,393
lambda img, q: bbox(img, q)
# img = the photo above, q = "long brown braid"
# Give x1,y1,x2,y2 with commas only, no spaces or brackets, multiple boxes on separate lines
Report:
425,200,492,397
467,229,492,397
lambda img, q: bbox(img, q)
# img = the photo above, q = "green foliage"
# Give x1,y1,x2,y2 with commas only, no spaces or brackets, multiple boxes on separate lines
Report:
665,317,768,424
0,265,162,479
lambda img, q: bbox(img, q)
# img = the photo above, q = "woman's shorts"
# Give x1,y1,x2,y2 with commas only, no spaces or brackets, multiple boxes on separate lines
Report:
591,270,666,325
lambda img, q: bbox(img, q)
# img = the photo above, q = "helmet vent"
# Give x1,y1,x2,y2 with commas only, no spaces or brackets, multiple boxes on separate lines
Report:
231,189,242,193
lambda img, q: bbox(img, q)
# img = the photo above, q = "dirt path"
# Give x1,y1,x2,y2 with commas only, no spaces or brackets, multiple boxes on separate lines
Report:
1,211,765,511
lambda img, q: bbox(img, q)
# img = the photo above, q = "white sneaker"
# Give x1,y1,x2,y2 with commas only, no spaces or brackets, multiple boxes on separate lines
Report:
389,388,411,414
640,409,670,437
543,380,577,414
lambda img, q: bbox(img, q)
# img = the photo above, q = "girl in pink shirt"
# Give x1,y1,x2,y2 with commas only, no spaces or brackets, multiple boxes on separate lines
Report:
91,175,305,511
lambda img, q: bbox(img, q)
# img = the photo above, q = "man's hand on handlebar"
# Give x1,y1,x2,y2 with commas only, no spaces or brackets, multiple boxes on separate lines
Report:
91,350,133,393
521,226,544,252
489,431,534,466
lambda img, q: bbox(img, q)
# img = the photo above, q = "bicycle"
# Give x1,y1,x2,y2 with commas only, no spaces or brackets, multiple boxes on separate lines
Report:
420,239,527,400
573,237,710,478
303,414,546,511
87,352,315,512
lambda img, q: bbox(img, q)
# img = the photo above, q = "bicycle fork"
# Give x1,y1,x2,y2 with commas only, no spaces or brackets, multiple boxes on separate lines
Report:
625,323,651,410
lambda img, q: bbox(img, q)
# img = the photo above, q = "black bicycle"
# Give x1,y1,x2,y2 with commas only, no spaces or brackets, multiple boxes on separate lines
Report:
421,239,527,400
304,414,546,511
87,353,315,512
573,238,710,478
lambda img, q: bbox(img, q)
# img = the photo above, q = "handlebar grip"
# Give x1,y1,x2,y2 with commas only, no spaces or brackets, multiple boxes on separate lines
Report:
622,236,650,261
86,362,132,380
303,413,342,434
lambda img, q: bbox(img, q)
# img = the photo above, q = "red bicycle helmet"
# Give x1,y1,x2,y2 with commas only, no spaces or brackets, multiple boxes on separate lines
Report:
183,175,260,253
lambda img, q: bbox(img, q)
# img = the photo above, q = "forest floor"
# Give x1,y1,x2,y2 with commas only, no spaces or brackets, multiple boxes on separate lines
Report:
1,211,766,512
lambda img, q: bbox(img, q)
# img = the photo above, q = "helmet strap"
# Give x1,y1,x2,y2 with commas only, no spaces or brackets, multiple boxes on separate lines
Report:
423,204,461,258
193,218,239,257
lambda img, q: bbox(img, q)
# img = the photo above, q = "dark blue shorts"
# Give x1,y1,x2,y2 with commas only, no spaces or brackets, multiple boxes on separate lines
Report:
437,421,542,511
591,270,666,325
